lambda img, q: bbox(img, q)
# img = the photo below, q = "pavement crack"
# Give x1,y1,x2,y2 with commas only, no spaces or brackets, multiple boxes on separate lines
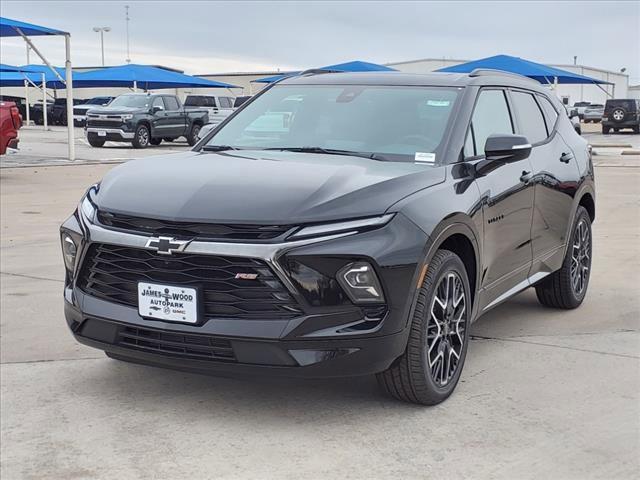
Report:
470,335,639,359
0,271,64,283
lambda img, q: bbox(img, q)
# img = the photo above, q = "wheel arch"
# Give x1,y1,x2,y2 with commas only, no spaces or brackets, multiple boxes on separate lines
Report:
414,216,482,324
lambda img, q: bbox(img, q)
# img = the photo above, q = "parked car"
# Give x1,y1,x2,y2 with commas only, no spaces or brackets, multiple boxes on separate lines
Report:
184,95,234,127
85,93,209,148
62,71,595,405
31,98,86,126
0,100,22,154
564,105,581,134
602,99,640,134
571,101,591,120
73,96,114,127
583,104,604,123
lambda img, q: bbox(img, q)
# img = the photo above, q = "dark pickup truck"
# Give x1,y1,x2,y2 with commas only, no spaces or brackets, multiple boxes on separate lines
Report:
85,93,208,148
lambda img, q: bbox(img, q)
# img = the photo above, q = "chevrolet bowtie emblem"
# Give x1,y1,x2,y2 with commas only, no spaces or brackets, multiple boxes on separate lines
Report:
145,236,190,255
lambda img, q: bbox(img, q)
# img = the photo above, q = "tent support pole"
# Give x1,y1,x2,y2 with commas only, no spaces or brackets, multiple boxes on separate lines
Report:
133,80,137,92
15,28,67,84
595,83,613,99
23,80,31,126
64,34,75,161
42,73,47,131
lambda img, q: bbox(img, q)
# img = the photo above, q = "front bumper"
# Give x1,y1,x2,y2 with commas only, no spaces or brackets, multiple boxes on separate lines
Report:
86,127,135,141
61,211,428,378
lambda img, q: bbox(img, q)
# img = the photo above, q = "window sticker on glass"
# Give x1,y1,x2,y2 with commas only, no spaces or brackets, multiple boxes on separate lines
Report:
415,152,436,164
427,100,451,107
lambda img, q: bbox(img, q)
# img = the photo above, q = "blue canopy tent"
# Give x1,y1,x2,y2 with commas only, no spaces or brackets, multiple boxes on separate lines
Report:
254,60,396,84
1,16,75,158
0,70,46,86
70,64,238,90
436,54,611,85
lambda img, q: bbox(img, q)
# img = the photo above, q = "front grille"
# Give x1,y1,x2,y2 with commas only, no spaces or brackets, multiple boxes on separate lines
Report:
73,108,84,115
87,119,123,128
117,325,236,362
97,211,291,241
78,243,302,320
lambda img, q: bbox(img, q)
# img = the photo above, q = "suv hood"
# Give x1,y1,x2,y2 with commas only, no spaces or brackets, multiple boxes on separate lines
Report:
95,150,446,225
87,106,143,115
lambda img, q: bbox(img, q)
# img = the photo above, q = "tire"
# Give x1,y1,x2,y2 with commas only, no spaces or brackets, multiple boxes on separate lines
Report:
535,206,592,309
377,250,471,405
87,133,105,148
150,137,162,146
132,124,150,149
602,126,610,134
611,107,626,123
633,125,640,134
187,124,202,146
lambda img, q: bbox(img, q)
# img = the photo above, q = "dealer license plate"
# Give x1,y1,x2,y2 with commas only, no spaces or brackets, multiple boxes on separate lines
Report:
138,282,198,323
97,130,107,137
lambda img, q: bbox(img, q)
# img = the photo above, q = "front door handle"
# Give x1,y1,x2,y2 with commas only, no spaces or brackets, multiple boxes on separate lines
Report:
560,152,574,163
520,170,533,183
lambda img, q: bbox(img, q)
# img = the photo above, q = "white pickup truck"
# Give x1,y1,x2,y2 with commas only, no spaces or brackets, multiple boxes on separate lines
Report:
184,95,235,127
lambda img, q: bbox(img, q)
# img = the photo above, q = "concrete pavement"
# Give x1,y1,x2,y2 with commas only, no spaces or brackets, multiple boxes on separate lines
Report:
1,158,639,479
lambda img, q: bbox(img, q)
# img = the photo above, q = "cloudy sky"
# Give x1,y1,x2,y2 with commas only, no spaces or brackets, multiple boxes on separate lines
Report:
1,1,639,82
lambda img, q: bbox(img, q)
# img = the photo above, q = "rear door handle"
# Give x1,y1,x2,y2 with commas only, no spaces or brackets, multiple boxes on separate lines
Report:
560,152,574,163
520,170,533,183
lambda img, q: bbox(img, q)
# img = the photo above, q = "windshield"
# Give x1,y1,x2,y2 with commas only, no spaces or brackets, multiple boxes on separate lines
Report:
204,84,460,161
109,95,151,108
88,97,111,105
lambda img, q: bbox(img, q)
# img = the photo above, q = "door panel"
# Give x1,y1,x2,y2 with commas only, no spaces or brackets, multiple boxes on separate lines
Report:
161,96,186,138
475,160,534,309
464,88,535,311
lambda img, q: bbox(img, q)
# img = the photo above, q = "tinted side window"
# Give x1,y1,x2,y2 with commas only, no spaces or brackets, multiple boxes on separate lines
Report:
184,96,204,107
219,97,232,108
511,91,549,144
537,95,558,134
468,89,514,157
163,96,180,110
207,97,218,107
151,97,164,110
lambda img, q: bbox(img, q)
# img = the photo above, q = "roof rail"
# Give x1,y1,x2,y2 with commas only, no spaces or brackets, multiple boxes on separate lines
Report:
469,68,538,84
298,68,340,76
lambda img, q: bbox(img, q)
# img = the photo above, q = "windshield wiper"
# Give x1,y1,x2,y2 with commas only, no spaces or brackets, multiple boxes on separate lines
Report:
201,145,240,152
263,146,385,160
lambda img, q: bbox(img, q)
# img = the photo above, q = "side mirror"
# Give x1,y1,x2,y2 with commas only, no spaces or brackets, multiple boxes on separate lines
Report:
475,134,532,177
484,134,531,162
152,105,164,114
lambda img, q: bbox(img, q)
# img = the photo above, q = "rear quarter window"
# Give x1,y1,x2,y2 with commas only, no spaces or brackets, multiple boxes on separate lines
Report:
537,95,559,135
511,91,548,144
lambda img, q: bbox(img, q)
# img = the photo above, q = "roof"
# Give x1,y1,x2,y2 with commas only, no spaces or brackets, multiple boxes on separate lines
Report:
437,55,611,85
278,71,547,91
70,64,238,89
0,17,67,37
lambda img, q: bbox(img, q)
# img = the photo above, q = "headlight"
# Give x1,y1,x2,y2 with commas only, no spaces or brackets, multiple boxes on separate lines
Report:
121,114,133,120
79,184,99,223
61,233,77,271
337,261,385,304
288,214,394,241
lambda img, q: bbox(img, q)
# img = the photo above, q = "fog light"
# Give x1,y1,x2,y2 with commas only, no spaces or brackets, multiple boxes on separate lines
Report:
337,262,385,304
61,234,77,271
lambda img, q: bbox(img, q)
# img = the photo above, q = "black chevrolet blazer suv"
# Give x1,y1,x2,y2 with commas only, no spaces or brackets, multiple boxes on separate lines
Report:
61,70,595,405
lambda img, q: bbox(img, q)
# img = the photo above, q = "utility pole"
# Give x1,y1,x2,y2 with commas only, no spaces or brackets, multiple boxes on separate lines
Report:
93,26,111,66
125,5,131,63
573,55,577,65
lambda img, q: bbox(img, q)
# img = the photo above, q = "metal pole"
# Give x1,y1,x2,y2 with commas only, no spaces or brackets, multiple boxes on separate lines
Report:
24,44,31,125
42,73,47,131
133,80,137,92
64,34,75,161
100,30,105,66
125,5,131,63
16,28,66,84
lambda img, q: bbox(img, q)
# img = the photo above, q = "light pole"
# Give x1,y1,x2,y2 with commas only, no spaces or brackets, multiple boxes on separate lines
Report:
92,26,111,66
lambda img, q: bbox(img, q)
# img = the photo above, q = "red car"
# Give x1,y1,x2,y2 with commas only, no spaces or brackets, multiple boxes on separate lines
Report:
0,100,23,155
